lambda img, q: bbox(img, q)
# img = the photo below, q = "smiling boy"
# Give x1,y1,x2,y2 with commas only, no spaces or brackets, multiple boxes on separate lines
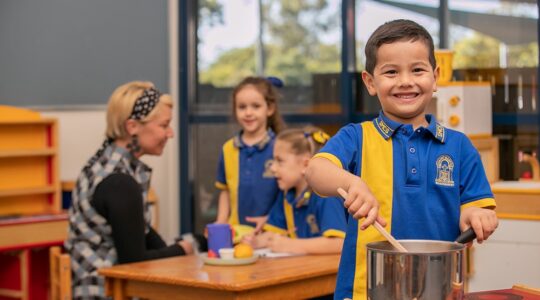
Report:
306,19,498,299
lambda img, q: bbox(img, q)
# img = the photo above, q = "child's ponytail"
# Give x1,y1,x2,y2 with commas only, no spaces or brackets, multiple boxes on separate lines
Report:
276,126,330,156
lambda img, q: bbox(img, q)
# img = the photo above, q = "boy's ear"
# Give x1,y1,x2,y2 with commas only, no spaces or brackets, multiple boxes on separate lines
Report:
361,71,377,96
433,66,440,92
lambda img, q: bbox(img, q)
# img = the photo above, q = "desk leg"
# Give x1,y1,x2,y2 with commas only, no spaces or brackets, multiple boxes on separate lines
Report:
104,278,127,300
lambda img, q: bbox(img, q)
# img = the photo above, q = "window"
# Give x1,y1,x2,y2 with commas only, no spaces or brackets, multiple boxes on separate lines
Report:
355,0,440,114
193,0,344,231
448,0,538,180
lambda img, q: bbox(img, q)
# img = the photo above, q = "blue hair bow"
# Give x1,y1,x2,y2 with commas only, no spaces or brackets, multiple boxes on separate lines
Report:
266,76,284,88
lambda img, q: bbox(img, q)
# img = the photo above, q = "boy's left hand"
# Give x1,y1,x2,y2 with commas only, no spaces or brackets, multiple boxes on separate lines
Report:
460,207,498,243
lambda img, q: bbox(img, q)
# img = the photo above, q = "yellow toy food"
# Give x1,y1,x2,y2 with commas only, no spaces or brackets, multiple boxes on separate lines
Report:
234,243,254,258
232,224,255,244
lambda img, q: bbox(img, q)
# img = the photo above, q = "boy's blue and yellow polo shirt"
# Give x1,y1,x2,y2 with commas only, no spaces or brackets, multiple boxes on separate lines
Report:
215,130,279,226
314,112,496,300
264,189,347,239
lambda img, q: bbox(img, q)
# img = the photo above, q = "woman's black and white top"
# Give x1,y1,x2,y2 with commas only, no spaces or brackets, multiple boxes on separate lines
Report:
65,143,184,299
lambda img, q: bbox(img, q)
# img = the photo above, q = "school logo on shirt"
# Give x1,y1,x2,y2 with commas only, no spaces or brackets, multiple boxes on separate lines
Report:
306,214,320,234
262,159,274,178
435,155,455,187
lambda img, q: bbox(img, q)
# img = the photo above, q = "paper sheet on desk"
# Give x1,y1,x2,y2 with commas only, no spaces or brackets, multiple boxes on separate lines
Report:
254,248,303,258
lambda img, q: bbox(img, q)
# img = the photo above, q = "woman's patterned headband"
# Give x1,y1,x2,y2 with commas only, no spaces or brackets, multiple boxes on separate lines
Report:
129,87,162,120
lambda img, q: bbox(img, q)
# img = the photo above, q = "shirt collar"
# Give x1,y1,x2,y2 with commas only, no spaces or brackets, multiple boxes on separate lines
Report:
372,111,446,143
233,129,275,150
285,188,311,208
373,111,400,139
425,114,446,143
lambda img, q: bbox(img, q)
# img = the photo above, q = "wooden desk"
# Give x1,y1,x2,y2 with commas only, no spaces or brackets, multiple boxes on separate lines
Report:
99,254,340,300
0,213,68,250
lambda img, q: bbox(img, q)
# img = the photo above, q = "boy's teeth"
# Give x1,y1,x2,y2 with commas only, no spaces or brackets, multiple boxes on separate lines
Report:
397,94,416,99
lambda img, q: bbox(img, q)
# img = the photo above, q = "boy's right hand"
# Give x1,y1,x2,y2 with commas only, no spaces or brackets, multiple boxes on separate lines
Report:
343,179,387,230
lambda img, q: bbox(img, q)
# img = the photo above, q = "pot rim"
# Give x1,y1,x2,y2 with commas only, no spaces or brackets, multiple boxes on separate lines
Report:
366,239,465,254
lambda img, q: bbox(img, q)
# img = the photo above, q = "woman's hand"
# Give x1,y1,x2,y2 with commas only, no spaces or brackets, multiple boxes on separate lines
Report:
178,240,194,254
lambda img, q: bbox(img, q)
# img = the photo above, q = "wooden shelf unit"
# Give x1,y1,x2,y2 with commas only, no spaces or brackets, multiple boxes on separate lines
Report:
0,105,60,216
0,149,56,158
0,105,64,300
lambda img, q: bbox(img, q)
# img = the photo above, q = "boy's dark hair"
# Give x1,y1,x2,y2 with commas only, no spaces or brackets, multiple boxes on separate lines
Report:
364,19,436,74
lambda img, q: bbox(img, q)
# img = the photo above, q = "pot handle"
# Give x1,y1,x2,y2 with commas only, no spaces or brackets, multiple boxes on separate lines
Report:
455,228,476,244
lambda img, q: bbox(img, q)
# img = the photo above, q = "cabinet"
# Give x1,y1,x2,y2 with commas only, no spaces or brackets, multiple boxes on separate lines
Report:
433,82,492,136
0,105,60,215
467,219,540,292
0,105,66,300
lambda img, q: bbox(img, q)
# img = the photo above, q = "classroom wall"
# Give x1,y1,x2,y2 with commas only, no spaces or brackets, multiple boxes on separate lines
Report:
0,0,169,107
0,0,183,241
468,219,540,291
0,0,181,241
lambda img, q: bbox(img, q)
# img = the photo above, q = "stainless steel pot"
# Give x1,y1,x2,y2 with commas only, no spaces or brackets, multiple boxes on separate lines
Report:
367,240,466,300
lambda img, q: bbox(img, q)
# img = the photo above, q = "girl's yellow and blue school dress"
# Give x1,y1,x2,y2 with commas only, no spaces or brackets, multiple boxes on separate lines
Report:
263,189,347,239
215,129,279,226
314,112,496,300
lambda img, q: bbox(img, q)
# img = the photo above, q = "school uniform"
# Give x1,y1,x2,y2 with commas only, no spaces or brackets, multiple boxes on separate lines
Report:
314,112,496,300
215,129,279,226
264,189,347,239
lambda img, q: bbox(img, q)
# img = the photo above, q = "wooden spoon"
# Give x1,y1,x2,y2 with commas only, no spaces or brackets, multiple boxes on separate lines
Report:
337,187,407,253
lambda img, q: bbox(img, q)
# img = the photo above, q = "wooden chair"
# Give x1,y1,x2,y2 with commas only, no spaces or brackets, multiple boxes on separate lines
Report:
148,187,159,229
49,246,71,300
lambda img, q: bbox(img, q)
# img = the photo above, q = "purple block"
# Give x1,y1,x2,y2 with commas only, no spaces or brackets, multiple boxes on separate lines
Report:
206,223,232,257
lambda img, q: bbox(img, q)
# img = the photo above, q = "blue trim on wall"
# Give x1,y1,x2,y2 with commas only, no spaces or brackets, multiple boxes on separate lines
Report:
341,0,355,121
179,1,193,234
189,112,540,126
189,113,346,124
493,113,540,125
